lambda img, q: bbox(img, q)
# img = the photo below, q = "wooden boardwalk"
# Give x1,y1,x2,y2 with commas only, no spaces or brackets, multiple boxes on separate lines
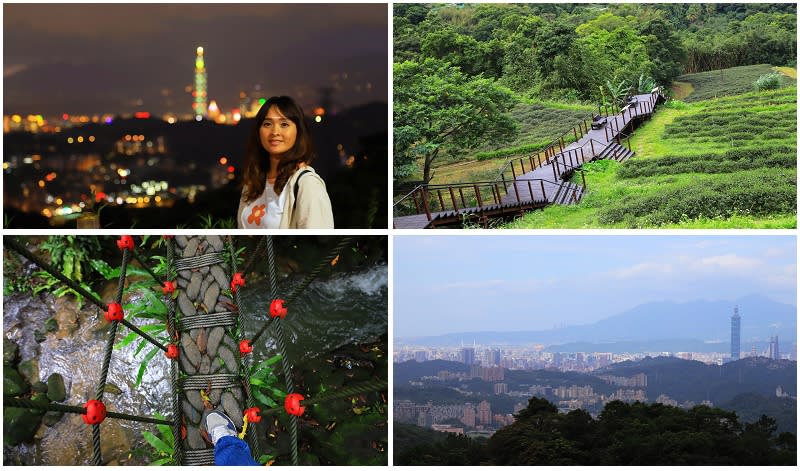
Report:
394,90,664,229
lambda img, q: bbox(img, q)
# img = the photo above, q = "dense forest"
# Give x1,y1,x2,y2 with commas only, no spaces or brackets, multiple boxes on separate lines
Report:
394,3,797,182
395,397,797,465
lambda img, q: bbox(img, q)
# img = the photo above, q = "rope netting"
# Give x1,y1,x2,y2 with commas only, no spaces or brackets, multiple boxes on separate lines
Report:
2,235,385,466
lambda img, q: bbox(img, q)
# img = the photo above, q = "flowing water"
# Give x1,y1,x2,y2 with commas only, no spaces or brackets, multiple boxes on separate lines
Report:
3,247,387,465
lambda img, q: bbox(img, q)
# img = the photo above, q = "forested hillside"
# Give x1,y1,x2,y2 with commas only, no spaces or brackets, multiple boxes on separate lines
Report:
393,3,796,198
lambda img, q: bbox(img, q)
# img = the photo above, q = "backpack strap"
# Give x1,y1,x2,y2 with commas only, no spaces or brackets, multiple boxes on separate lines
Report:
293,169,312,210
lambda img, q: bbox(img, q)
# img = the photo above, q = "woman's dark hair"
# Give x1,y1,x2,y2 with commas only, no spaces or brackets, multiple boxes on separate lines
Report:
241,96,315,201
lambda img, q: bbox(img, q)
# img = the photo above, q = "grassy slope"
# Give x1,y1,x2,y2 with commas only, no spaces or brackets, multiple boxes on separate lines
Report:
427,101,594,184
505,82,797,229
675,64,795,102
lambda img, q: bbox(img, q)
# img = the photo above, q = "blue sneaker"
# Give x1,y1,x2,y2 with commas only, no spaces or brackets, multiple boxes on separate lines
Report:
200,409,237,446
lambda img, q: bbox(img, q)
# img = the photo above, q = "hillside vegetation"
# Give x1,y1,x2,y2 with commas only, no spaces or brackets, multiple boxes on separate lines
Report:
395,398,796,465
394,3,796,185
505,82,797,228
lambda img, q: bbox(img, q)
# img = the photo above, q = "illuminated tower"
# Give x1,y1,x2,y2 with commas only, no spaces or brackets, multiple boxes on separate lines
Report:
193,46,208,120
731,306,741,360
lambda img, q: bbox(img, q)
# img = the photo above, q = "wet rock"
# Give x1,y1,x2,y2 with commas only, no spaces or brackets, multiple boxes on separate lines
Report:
206,327,225,358
185,390,205,413
98,420,136,464
103,383,122,395
44,318,58,333
183,238,199,258
4,337,19,366
42,410,64,426
231,387,243,403
185,424,206,450
187,273,202,300
178,269,191,282
53,296,80,338
220,392,244,429
182,335,202,367
175,235,188,249
177,292,195,317
210,266,228,292
182,401,201,423
207,236,224,252
217,347,237,375
46,373,66,402
177,276,188,289
4,366,29,396
18,358,39,384
199,355,211,374
3,407,42,445
32,381,48,393
200,266,209,276
203,284,219,315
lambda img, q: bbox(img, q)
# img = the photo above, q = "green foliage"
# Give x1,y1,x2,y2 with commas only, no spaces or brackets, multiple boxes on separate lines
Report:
394,58,517,182
198,214,235,229
396,398,797,465
637,74,657,93
754,72,784,91
597,168,796,226
617,147,796,178
677,64,794,102
39,236,102,283
249,355,285,409
142,412,176,465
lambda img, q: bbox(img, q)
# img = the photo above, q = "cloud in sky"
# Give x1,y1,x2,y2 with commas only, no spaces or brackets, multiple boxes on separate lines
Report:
394,235,796,337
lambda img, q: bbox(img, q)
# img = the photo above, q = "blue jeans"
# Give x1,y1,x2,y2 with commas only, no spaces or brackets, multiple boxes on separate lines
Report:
215,435,259,466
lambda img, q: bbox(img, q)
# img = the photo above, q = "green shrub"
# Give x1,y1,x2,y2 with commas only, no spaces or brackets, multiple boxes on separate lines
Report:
754,73,784,91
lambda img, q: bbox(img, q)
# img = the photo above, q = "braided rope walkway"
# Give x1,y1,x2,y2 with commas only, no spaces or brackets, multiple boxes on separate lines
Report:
3,235,384,466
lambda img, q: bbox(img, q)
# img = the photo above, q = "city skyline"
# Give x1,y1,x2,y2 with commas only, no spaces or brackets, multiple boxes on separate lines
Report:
394,236,797,338
4,4,387,116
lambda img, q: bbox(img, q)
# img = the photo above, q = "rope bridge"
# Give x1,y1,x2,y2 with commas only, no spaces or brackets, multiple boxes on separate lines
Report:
3,235,386,465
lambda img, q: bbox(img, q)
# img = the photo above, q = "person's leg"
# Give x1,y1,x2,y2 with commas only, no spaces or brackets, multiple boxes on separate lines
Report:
214,435,260,466
201,409,259,466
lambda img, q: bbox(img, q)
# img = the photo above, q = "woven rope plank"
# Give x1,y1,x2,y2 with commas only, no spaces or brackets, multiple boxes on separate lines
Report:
179,374,240,390
182,449,216,466
177,311,237,331
174,252,225,271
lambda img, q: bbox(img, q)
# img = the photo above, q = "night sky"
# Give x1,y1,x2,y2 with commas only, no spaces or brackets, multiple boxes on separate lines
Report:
3,3,388,116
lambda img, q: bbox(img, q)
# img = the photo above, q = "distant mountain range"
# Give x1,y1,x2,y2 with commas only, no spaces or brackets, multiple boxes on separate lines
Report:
397,295,796,350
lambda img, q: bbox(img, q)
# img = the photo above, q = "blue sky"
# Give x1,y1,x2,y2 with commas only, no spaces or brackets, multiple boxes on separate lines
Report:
394,235,797,338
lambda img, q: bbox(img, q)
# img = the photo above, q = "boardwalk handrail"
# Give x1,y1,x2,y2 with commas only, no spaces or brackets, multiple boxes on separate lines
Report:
393,88,666,226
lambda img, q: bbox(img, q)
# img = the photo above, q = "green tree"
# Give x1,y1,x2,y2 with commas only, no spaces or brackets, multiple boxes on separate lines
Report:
394,58,517,183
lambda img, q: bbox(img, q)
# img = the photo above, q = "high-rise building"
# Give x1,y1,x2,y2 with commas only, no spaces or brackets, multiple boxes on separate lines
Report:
731,307,741,360
414,351,427,362
478,401,492,425
461,404,476,428
486,348,501,366
460,347,476,365
494,383,507,395
193,46,208,120
769,336,780,360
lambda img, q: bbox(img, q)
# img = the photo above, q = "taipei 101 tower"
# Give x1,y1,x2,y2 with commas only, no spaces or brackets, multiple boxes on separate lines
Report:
193,46,208,120
731,306,741,360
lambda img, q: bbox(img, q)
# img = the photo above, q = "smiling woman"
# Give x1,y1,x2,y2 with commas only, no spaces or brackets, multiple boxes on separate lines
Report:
237,96,334,229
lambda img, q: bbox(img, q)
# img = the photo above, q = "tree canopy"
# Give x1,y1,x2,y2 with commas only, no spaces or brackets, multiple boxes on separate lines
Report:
394,397,797,465
394,58,517,183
